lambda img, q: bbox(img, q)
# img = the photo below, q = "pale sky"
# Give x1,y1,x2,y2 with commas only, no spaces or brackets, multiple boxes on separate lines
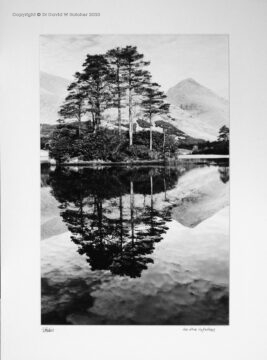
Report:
40,34,229,98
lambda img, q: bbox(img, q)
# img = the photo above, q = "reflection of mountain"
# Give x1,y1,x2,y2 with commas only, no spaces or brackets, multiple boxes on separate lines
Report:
44,162,229,275
85,206,229,325
41,203,229,325
171,165,229,227
41,162,229,325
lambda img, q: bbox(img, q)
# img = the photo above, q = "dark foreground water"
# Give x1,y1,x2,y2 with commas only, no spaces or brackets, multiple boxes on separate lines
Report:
41,160,229,325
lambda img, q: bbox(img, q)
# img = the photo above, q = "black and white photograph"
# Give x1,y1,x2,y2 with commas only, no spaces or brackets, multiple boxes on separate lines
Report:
3,0,267,358
40,34,230,325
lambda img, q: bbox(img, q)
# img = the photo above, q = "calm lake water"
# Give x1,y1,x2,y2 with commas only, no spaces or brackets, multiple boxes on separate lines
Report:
41,160,229,325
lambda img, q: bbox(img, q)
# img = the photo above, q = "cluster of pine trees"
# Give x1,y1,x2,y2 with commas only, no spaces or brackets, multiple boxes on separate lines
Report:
58,45,170,151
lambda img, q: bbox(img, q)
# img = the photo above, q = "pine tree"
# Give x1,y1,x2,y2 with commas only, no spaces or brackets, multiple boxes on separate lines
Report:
141,82,170,151
58,72,86,136
106,47,128,137
218,125,229,142
120,46,150,146
79,54,112,131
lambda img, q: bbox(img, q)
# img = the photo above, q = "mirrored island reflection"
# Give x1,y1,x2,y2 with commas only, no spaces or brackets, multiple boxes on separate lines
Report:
41,160,229,325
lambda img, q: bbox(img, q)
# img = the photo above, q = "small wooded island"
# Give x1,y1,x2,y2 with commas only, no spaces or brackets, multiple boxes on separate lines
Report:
40,46,229,164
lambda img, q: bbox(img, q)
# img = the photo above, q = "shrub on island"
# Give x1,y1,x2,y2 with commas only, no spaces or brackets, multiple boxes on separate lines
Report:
49,126,179,163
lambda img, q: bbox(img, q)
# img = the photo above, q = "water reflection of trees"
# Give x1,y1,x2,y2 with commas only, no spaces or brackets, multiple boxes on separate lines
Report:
49,167,180,278
218,166,229,183
41,163,52,187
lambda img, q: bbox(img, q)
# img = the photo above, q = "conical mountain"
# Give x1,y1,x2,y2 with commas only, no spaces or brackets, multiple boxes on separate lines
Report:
167,78,229,140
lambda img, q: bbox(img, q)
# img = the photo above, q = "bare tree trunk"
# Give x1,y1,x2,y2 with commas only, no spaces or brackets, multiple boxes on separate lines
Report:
128,64,133,146
119,194,123,251
91,112,96,132
163,128,166,154
150,175,154,208
130,181,134,244
78,107,81,137
95,81,101,132
149,115,153,151
118,99,121,137
96,198,103,241
95,102,100,132
129,89,133,146
150,175,154,231
117,65,122,137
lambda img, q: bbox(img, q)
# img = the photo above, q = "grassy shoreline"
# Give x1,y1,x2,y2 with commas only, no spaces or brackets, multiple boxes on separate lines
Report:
41,155,229,166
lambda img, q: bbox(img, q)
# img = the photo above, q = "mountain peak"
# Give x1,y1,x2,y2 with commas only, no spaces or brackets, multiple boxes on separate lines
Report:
180,78,199,85
167,78,206,97
167,78,226,102
166,77,229,141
